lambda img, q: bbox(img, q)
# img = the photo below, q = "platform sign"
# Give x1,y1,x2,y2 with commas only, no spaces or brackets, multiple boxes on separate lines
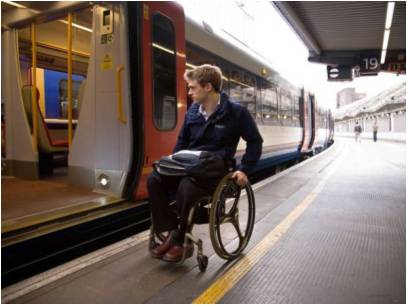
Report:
355,54,380,76
327,65,353,81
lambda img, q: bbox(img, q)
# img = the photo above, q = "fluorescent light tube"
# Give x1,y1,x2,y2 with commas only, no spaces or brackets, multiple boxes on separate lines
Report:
385,2,395,29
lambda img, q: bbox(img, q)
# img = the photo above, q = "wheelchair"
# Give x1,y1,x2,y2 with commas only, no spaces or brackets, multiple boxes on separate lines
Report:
148,172,256,271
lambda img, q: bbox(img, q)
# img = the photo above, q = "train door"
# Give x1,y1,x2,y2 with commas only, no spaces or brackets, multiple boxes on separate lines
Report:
69,3,137,197
1,2,138,223
308,94,316,149
299,89,312,153
133,2,187,199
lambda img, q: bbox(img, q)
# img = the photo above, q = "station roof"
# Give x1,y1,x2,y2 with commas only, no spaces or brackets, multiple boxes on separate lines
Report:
272,1,406,77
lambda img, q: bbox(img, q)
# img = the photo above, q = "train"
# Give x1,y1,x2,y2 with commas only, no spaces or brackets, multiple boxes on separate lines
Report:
2,1,334,285
2,1,334,217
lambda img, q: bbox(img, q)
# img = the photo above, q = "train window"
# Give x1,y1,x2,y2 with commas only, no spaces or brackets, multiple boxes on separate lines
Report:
186,43,217,67
152,13,177,130
59,77,85,119
260,80,278,122
293,95,300,126
186,43,229,94
230,69,256,115
280,90,292,123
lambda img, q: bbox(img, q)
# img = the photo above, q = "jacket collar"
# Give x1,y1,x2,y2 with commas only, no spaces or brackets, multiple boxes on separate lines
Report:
188,92,230,123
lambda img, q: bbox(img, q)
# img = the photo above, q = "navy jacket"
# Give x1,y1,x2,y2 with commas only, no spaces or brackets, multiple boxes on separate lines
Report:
173,92,263,175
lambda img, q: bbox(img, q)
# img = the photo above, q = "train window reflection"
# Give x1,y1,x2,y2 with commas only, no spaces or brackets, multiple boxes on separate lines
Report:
261,80,278,121
280,90,293,123
185,43,229,94
152,13,177,130
230,70,256,115
293,95,300,126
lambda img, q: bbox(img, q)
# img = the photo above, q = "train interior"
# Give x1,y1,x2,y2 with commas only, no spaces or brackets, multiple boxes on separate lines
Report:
2,3,136,233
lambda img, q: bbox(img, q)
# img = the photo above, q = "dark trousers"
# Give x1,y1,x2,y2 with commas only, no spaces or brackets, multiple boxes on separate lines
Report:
147,171,221,239
373,131,377,142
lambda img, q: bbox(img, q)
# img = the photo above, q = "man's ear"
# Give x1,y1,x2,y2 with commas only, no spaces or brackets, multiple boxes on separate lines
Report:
204,82,213,92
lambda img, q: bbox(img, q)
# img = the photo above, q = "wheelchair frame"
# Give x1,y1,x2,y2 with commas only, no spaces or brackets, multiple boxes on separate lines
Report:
149,173,256,271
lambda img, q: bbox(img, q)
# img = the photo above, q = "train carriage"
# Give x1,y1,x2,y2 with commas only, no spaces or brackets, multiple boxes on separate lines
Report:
1,1,333,227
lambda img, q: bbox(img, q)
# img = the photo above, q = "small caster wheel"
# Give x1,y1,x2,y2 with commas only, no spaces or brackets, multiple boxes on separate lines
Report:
197,255,208,272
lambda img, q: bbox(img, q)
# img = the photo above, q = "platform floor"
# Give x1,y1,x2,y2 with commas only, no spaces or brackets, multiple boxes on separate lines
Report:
3,138,405,304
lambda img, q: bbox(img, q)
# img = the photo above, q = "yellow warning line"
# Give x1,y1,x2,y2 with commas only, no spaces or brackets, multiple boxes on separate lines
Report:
193,152,343,304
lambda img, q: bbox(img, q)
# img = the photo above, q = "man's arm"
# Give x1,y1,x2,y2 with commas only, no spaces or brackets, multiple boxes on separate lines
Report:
173,115,190,153
238,107,263,175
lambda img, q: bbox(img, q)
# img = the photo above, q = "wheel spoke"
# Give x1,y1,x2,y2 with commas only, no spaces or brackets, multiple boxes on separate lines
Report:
231,215,244,245
227,196,240,217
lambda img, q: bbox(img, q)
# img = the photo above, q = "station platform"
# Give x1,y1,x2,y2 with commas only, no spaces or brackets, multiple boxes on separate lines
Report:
3,138,405,304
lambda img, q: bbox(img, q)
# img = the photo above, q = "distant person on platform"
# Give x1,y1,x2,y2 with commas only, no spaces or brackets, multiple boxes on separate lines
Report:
354,121,362,143
373,119,378,142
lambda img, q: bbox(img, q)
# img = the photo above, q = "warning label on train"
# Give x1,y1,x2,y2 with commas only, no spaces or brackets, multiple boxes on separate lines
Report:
101,54,113,70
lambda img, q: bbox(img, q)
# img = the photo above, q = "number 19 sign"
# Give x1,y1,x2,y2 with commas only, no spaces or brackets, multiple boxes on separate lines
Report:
355,54,380,76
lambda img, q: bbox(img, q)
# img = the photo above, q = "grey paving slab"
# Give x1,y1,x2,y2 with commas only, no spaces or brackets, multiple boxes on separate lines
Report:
219,139,405,304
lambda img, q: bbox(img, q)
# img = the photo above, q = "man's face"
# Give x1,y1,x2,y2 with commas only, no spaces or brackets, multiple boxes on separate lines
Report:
186,79,210,104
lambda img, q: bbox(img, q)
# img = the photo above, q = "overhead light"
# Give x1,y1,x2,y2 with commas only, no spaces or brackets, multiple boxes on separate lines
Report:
3,1,93,33
382,29,391,51
186,62,197,69
152,43,174,55
380,29,391,64
59,20,93,33
380,50,387,64
381,2,395,65
2,0,27,8
385,2,395,29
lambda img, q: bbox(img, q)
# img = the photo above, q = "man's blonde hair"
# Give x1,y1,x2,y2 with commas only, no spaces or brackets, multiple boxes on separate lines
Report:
184,64,223,93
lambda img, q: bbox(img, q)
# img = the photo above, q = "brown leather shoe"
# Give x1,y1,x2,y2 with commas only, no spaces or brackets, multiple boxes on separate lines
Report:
151,233,173,258
162,244,194,262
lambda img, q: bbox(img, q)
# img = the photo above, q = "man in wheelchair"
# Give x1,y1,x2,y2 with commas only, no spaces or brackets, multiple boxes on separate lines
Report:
147,64,263,262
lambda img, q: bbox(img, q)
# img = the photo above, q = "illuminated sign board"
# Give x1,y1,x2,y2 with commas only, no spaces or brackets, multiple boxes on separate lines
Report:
327,65,353,81
387,62,406,74
352,53,381,77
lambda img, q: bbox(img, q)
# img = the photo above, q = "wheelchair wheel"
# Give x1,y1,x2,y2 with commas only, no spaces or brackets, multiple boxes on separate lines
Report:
197,254,208,272
209,174,255,260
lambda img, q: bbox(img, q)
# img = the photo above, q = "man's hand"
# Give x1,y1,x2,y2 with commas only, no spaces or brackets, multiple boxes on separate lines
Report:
231,170,248,187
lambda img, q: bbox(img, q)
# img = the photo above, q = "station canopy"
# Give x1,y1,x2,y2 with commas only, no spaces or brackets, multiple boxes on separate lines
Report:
334,82,405,120
272,1,406,81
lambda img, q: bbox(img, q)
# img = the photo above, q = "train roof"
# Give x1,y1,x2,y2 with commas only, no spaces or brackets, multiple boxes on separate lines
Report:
185,16,300,93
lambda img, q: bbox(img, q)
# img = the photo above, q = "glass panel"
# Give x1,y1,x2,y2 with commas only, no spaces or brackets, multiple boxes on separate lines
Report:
293,95,300,126
152,13,177,130
185,43,229,94
261,80,278,121
280,89,292,122
230,69,256,115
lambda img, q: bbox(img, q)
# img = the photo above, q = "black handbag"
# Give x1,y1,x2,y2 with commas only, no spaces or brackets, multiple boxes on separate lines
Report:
153,150,227,179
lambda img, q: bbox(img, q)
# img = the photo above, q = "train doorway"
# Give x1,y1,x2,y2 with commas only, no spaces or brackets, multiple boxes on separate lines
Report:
1,3,139,230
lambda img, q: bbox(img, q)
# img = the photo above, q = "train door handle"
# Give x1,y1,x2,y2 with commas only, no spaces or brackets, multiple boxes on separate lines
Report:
116,65,127,124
